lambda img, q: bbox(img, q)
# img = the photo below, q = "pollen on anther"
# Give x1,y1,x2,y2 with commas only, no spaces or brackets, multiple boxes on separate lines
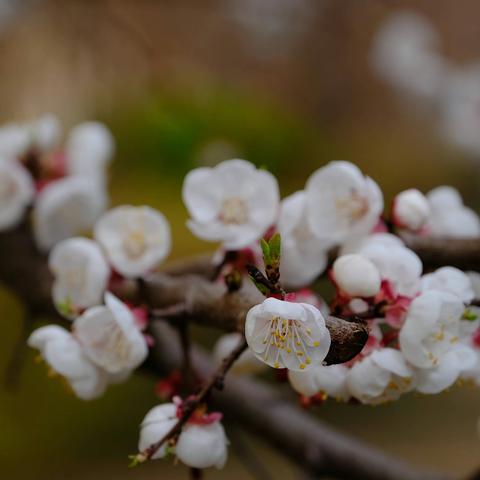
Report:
299,363,306,370
313,341,320,347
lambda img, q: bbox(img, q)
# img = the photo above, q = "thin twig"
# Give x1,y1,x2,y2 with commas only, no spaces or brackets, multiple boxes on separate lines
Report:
140,336,248,462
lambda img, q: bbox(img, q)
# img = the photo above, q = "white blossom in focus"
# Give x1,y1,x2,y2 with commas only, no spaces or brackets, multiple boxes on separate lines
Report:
277,191,328,288
371,11,446,99
49,237,110,319
399,290,464,369
34,176,106,251
347,348,414,404
332,254,381,298
74,293,148,374
245,297,331,371
392,188,430,231
0,158,34,230
213,333,265,374
182,159,279,249
94,205,171,278
421,266,475,304
345,235,422,298
28,325,107,400
305,161,383,247
426,186,480,238
138,403,178,459
288,364,349,401
176,422,228,469
66,122,115,180
415,345,477,394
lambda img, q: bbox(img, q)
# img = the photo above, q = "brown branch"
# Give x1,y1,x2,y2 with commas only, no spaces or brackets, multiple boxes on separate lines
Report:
402,234,480,271
140,336,248,462
148,322,450,480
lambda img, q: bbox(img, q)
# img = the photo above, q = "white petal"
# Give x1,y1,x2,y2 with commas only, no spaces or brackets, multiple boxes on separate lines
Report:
176,423,228,469
66,122,114,179
34,176,107,251
0,158,35,230
94,205,171,278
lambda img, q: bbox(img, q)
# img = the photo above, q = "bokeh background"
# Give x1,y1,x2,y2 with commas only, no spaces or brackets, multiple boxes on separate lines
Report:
1,1,480,478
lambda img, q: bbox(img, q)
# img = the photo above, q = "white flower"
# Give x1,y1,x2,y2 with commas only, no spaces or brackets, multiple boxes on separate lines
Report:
49,237,110,319
245,297,331,371
305,161,383,247
176,422,228,469
277,191,328,288
73,293,148,374
34,176,107,251
421,267,475,304
29,113,61,153
426,186,480,238
347,348,414,404
332,254,381,298
0,158,34,230
0,123,30,158
467,271,480,299
94,205,171,278
370,10,446,99
288,364,349,401
66,122,114,180
138,403,178,459
213,333,265,374
28,325,107,400
182,159,279,249
392,188,430,231
344,235,422,298
415,345,477,394
340,232,404,255
399,290,464,369
0,113,60,160
440,64,480,156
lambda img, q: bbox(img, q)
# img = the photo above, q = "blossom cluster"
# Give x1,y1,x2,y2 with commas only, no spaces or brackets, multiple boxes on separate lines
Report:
0,114,113,249
371,10,480,158
183,158,480,406
0,115,173,399
3,113,479,472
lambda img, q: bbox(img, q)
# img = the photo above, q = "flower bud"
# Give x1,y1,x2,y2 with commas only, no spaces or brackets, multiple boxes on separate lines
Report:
332,254,381,297
176,422,228,469
393,188,430,231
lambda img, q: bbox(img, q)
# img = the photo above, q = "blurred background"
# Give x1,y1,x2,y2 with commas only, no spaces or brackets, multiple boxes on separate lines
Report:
1,0,480,478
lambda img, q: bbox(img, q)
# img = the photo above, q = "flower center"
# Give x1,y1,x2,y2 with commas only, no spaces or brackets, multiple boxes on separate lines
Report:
335,189,369,225
123,230,147,259
219,197,248,225
262,316,320,369
64,267,86,290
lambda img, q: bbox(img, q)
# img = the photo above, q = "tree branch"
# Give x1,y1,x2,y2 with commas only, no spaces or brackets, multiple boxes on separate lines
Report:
148,322,450,480
140,336,247,462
